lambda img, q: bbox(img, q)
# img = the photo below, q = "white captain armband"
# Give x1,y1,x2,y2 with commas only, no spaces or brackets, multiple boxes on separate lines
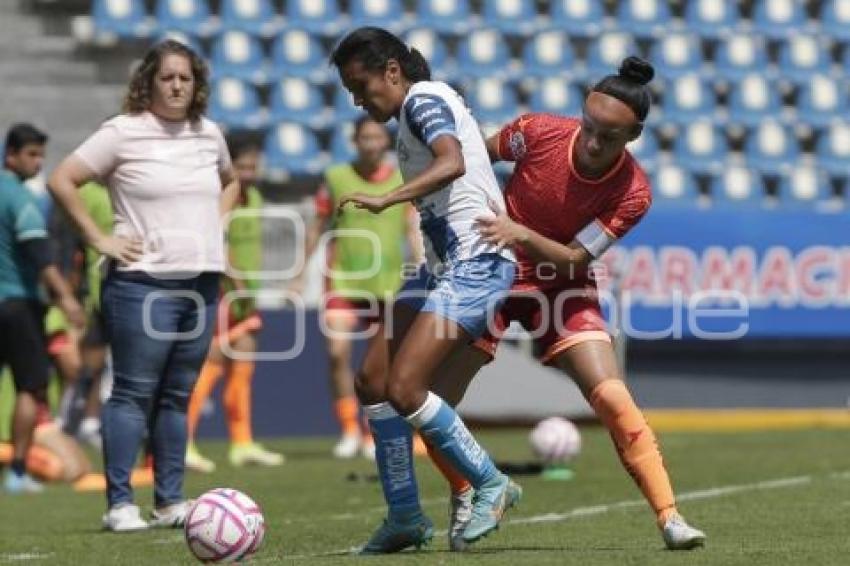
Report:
575,219,617,258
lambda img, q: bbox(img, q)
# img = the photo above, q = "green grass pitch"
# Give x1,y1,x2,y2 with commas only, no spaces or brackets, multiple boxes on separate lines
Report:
1,428,847,565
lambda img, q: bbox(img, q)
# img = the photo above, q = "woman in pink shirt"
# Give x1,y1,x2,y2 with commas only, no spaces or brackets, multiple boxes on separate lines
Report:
48,40,239,532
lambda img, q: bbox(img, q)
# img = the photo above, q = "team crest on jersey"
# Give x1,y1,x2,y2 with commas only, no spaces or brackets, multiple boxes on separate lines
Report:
509,131,527,159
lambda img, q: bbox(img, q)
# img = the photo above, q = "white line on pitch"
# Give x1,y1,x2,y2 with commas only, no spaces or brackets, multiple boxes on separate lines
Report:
0,553,54,563
504,475,812,528
278,470,846,560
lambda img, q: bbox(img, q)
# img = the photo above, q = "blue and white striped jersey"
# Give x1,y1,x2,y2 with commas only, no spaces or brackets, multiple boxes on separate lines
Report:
396,81,515,271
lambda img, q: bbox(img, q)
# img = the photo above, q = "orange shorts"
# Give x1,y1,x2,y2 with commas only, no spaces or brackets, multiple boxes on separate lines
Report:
474,286,611,364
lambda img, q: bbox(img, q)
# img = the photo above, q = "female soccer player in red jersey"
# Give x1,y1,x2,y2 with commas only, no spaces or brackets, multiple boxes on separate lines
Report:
432,56,706,550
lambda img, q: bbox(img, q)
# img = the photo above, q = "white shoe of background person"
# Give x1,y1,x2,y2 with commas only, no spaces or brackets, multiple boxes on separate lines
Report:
332,433,361,459
185,443,216,473
661,513,706,550
228,443,284,467
102,503,149,532
149,500,195,528
77,417,102,450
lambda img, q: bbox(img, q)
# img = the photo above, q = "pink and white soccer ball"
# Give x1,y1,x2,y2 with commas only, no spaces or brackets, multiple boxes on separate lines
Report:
184,488,265,563
529,417,582,464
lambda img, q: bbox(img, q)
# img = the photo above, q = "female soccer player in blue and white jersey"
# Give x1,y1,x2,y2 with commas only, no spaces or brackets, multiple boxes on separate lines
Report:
331,27,521,553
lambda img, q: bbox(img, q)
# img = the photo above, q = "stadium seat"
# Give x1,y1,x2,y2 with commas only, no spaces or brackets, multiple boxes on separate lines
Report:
548,0,605,38
349,0,407,33
661,74,717,126
796,74,847,130
330,123,357,163
821,0,850,43
710,165,765,206
616,0,673,39
528,78,583,115
415,0,471,36
264,122,327,177
777,166,833,206
714,34,769,81
285,0,344,37
465,79,520,124
91,0,150,37
269,78,329,130
155,0,215,36
482,0,539,37
751,0,808,39
208,78,266,130
673,121,728,175
683,0,740,39
219,0,278,37
744,121,799,175
403,28,452,81
626,129,660,173
650,33,704,80
586,32,638,81
333,87,363,122
777,35,831,85
270,29,330,83
727,74,782,128
815,121,850,177
456,28,514,80
210,30,267,84
522,30,577,78
652,163,699,204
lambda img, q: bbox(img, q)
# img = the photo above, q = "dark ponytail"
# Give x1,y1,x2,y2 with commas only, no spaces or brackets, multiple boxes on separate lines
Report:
591,56,654,121
330,26,431,82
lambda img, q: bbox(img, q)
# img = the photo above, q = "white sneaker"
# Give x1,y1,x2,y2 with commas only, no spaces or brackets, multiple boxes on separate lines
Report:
662,514,706,550
228,443,285,467
78,417,102,450
448,488,474,552
149,500,194,528
332,434,361,459
185,444,216,473
102,503,149,532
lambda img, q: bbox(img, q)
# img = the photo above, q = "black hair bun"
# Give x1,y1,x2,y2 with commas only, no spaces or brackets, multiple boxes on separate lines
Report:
618,56,654,86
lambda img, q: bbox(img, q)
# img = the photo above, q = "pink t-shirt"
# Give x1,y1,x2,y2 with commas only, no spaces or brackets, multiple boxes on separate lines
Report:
74,111,232,274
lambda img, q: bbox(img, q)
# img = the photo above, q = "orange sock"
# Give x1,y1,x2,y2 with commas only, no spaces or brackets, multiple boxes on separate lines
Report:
188,360,224,439
335,396,361,437
223,360,254,445
425,438,472,496
589,379,678,527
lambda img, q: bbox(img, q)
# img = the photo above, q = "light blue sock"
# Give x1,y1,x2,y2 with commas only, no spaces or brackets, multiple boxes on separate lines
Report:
407,392,499,489
364,402,421,521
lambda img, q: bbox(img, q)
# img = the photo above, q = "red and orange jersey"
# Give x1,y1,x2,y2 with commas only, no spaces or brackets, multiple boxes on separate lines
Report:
496,113,653,290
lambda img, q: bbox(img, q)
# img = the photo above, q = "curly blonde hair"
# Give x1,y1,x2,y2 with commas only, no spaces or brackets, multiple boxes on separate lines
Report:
122,40,210,122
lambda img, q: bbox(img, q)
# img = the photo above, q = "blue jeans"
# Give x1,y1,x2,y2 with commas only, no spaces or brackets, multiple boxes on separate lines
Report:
101,269,219,508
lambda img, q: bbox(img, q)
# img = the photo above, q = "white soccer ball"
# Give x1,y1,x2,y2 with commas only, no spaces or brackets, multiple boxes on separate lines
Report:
184,488,265,563
529,417,582,464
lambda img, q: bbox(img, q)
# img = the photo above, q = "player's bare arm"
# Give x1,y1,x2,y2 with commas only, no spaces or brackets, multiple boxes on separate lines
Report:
338,135,464,214
476,212,592,276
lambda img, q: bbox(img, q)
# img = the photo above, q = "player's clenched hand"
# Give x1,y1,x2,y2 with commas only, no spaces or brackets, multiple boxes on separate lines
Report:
338,193,389,214
93,235,144,265
476,213,529,249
